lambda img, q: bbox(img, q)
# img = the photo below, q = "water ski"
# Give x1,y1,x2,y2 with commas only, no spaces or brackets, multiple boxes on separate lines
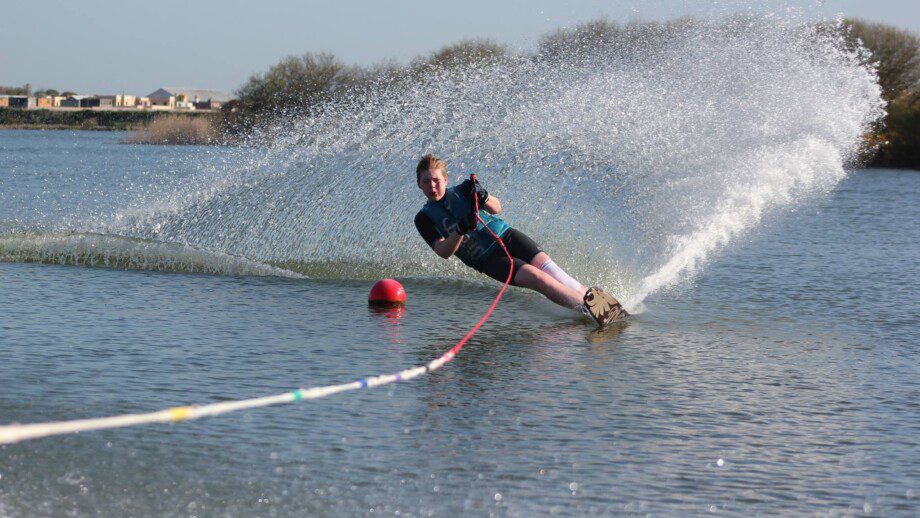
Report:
583,287,629,328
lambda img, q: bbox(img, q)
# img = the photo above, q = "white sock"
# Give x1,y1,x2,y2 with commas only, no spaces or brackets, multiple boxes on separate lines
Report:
540,260,586,295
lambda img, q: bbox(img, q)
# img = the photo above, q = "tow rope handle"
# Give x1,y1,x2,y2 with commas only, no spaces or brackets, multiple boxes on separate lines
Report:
470,173,488,227
470,174,480,220
469,172,506,252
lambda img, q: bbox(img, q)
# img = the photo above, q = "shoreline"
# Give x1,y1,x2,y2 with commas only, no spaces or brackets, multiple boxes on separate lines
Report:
1,108,219,143
0,107,215,132
0,124,129,131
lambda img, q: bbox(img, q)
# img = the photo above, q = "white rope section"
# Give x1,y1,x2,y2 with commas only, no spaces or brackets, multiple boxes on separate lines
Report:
0,351,456,445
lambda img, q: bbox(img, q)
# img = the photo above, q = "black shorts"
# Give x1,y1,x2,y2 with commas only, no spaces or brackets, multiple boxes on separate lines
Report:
473,228,543,286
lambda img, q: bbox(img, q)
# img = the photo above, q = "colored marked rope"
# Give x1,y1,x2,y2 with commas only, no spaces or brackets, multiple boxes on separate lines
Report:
0,175,513,446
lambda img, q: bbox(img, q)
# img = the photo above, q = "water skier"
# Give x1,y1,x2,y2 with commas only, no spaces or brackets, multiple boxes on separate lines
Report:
413,154,627,326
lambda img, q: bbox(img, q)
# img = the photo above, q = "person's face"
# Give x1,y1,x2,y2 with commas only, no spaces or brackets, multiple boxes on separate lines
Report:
418,168,447,201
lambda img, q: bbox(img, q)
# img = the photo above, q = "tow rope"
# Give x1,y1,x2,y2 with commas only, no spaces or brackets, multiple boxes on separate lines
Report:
0,174,512,445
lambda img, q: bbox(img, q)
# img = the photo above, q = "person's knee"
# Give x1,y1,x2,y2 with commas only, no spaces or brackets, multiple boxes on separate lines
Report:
530,252,550,269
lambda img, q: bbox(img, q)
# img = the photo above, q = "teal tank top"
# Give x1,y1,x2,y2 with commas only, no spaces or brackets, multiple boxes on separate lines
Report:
420,186,510,268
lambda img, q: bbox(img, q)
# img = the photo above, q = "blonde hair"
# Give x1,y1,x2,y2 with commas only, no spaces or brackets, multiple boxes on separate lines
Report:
415,153,447,182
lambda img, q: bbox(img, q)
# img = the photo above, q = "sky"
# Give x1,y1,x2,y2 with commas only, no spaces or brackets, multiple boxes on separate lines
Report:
1,0,917,96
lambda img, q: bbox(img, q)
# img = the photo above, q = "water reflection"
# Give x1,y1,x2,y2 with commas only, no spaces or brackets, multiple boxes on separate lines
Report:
368,304,406,344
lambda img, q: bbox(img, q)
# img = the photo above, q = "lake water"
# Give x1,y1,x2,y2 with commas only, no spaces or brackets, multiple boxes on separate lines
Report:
0,130,917,516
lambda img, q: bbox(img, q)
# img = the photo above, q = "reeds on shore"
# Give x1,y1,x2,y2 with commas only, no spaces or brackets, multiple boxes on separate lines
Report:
126,115,216,145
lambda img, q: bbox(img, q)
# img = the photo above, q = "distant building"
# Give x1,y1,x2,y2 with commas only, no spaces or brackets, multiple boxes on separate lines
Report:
0,96,9,108
36,96,53,108
114,94,136,107
147,87,232,110
175,96,196,110
147,88,176,108
194,100,223,110
85,96,115,108
52,96,68,107
59,95,87,108
6,96,36,108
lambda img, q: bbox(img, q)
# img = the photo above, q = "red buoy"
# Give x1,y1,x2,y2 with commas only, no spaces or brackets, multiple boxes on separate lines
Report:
368,279,406,306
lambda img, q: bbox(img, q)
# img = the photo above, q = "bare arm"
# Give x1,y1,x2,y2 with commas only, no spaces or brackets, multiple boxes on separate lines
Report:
431,231,465,259
482,195,502,215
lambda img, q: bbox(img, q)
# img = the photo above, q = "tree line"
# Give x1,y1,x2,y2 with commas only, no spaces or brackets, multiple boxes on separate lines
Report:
0,84,77,97
843,20,920,168
217,39,510,136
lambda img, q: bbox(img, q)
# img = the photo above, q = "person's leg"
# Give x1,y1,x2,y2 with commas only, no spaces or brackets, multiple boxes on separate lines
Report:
476,251,583,309
530,252,587,295
477,252,523,285
513,264,584,309
500,228,588,296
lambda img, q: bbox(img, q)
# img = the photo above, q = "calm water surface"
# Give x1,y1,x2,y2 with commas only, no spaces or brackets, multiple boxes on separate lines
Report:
0,131,918,516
